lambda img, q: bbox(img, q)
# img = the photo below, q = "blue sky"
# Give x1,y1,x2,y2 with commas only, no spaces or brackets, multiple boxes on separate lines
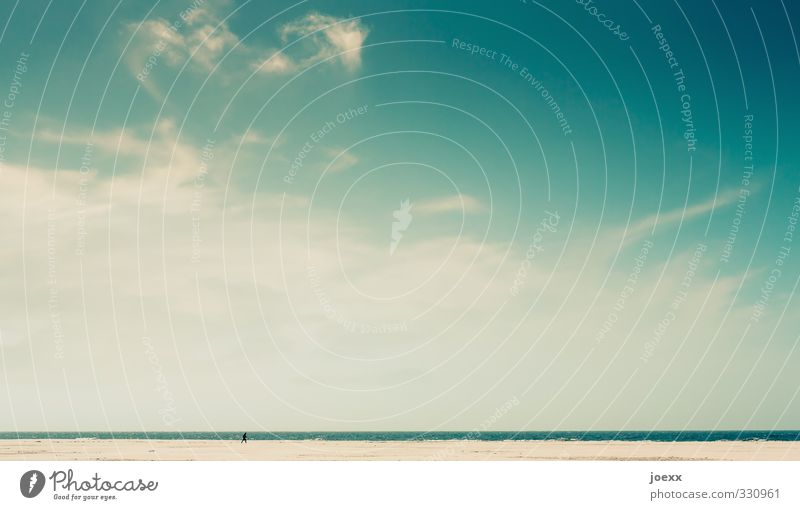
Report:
1,0,799,431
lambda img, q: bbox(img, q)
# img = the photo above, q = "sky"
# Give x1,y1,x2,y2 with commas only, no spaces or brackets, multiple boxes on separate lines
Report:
0,0,799,432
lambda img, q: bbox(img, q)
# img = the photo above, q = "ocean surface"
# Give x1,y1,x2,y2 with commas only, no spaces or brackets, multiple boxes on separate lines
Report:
2,431,799,442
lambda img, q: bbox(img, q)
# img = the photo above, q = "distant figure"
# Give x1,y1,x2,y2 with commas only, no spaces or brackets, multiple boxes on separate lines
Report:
241,432,247,444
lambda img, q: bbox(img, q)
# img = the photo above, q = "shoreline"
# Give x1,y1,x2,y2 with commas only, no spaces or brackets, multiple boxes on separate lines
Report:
2,439,799,461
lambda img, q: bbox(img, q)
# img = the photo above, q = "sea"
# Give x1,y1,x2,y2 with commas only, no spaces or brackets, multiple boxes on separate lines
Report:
2,431,799,442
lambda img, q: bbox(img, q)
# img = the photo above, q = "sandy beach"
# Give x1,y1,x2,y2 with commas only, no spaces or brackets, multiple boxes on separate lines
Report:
2,440,799,461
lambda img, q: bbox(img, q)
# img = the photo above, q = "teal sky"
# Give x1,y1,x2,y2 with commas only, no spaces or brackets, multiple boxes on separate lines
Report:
1,0,799,432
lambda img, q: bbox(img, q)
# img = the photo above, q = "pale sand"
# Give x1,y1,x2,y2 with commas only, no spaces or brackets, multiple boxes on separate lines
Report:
1,440,799,460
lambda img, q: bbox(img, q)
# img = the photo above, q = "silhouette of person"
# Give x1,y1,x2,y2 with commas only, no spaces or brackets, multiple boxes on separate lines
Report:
241,432,247,444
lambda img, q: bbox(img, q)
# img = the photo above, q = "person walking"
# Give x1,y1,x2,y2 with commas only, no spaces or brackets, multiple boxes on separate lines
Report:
240,432,247,444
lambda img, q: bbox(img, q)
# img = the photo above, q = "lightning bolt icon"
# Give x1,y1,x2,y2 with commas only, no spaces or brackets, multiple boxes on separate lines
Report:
28,472,37,495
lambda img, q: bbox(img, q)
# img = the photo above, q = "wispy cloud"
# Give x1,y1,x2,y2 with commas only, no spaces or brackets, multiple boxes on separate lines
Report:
124,7,367,99
254,13,369,74
38,117,177,156
414,194,488,215
257,51,294,73
623,188,741,243
324,148,359,173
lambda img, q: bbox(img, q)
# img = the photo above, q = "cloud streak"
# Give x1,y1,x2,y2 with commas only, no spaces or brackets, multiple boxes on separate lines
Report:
623,188,741,244
414,194,488,215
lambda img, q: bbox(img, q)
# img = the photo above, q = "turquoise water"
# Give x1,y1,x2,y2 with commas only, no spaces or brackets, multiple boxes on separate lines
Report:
2,431,799,441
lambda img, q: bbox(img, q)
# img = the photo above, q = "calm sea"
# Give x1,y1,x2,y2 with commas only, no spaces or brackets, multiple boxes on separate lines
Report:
2,431,799,441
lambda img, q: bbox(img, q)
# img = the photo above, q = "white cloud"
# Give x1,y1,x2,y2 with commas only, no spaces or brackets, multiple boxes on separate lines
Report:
255,13,369,74
239,130,276,146
414,194,488,215
5,126,795,430
125,7,367,95
323,148,358,173
256,51,294,73
124,5,239,97
185,21,239,70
